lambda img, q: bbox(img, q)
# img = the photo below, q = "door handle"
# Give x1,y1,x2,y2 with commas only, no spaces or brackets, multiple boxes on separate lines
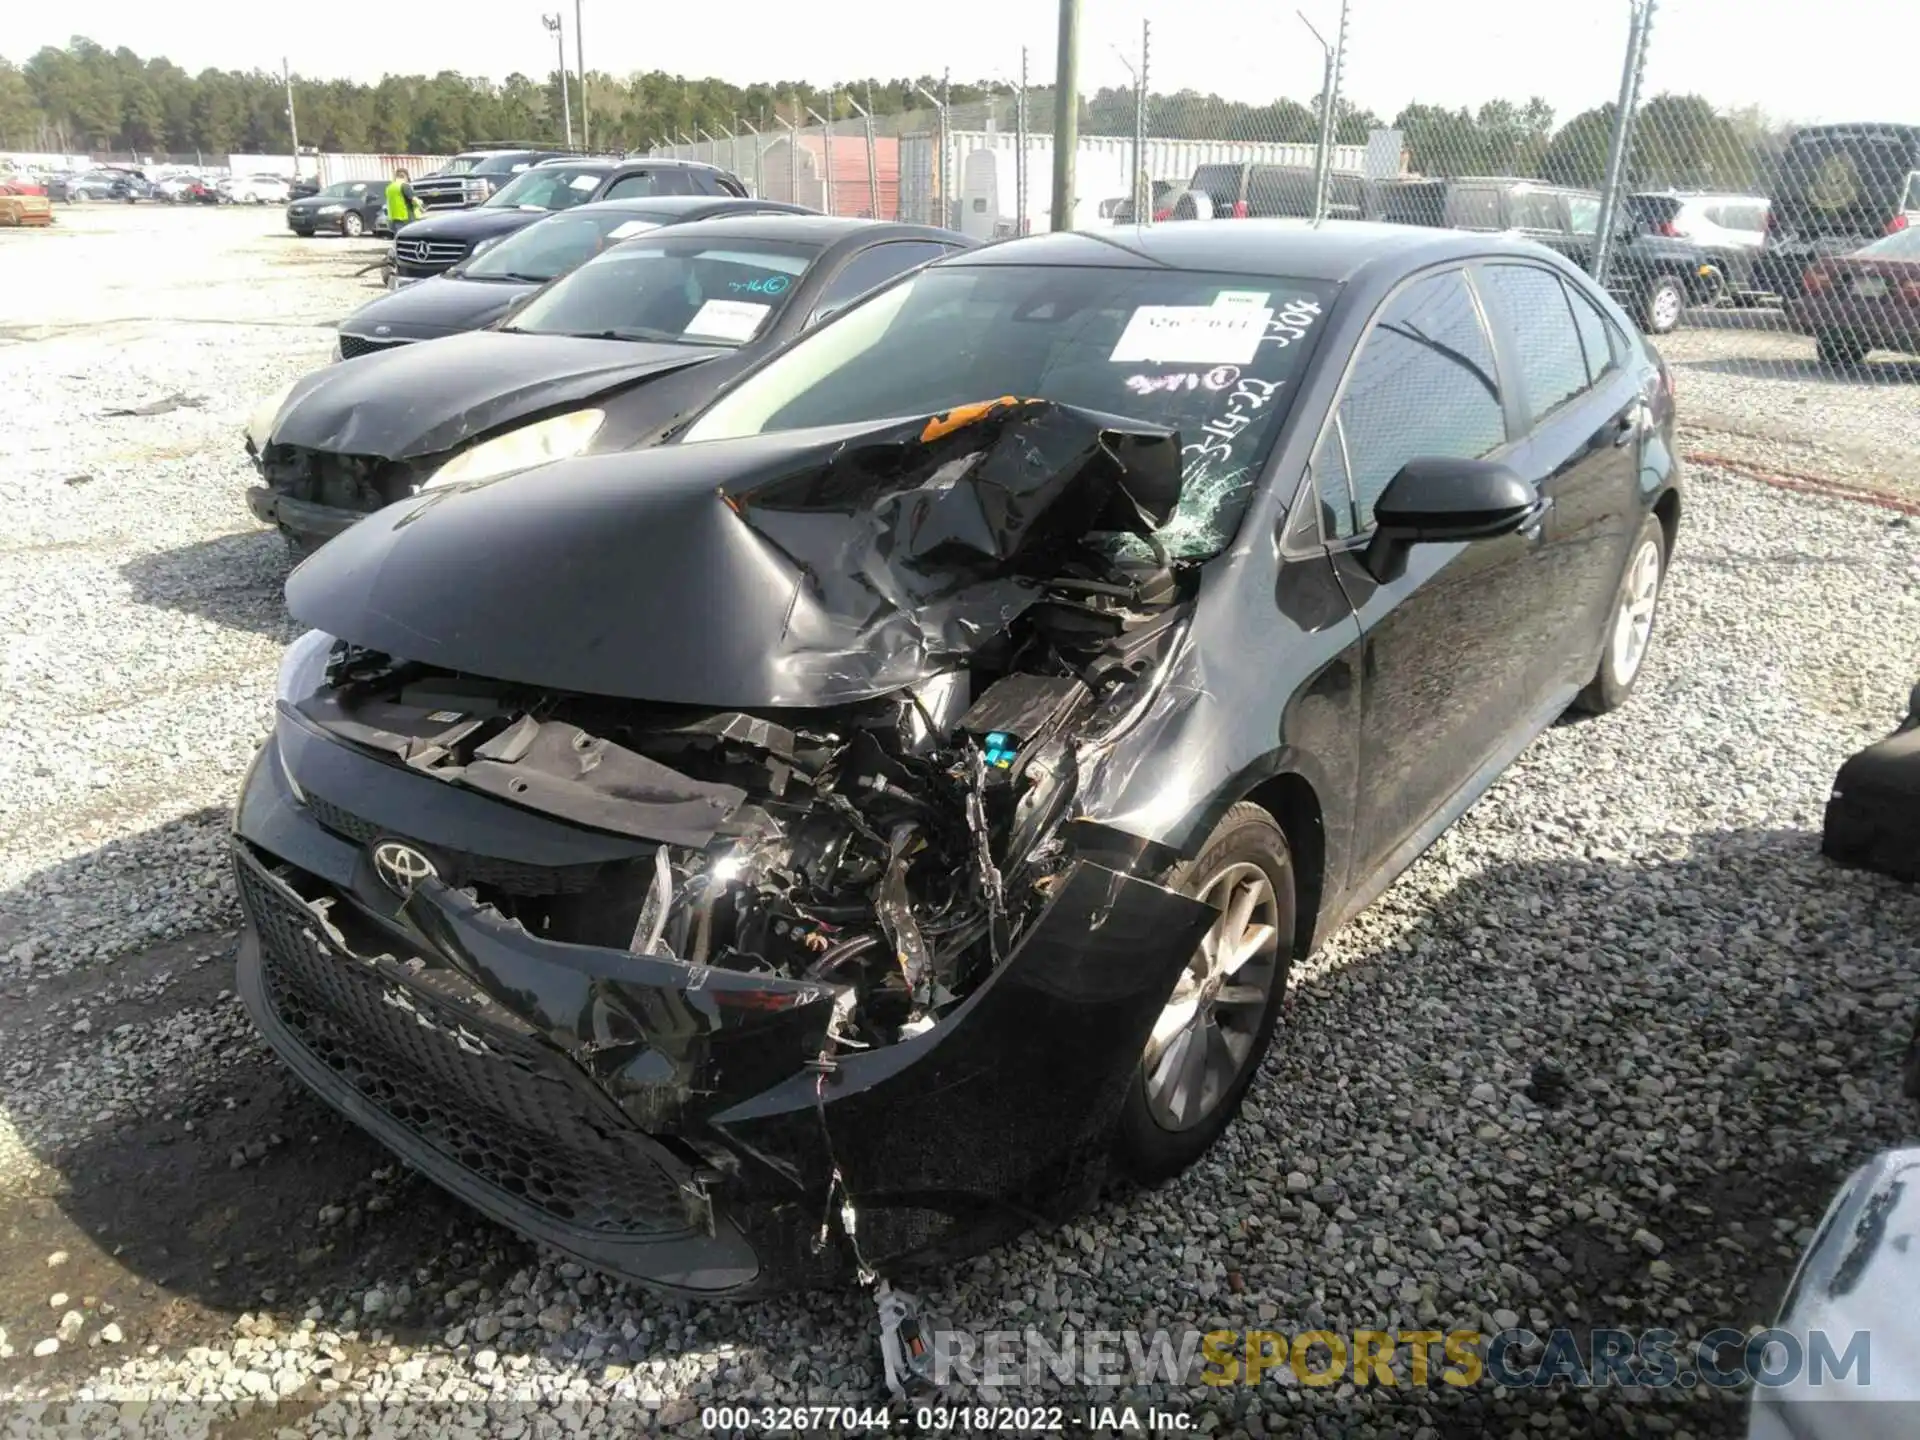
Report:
1609,411,1638,447
1518,496,1553,539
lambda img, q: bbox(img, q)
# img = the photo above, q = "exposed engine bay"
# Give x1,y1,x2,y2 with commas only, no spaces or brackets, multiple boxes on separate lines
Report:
297,537,1189,1048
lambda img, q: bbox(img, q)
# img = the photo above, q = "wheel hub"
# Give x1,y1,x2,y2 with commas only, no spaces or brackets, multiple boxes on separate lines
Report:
1142,862,1281,1133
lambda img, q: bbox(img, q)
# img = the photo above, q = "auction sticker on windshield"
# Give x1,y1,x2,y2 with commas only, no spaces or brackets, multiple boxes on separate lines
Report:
606,220,660,239
568,173,600,192
1110,304,1271,365
686,298,771,342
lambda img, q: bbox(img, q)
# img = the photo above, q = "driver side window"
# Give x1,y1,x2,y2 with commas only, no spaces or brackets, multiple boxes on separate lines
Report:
1313,269,1507,538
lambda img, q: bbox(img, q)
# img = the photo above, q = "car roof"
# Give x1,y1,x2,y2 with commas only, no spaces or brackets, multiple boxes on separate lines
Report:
611,213,969,247
567,196,810,218
945,220,1571,284
531,156,724,173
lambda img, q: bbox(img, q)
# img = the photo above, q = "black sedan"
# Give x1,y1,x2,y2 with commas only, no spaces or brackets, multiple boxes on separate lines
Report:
244,215,971,555
235,222,1681,1296
388,158,750,283
335,196,815,357
287,180,386,238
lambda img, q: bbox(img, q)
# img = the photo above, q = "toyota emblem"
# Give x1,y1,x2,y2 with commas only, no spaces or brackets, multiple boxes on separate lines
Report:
372,841,438,896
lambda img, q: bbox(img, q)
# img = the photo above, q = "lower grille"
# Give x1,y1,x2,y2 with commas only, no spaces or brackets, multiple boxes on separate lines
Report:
301,793,608,897
257,447,423,512
238,852,696,1237
338,333,410,361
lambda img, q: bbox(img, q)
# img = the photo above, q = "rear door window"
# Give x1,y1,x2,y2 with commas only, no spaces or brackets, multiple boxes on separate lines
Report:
1563,280,1624,386
1510,191,1566,233
807,242,954,327
1476,264,1593,424
1247,167,1316,218
1444,187,1503,230
1567,195,1600,235
1190,164,1246,211
1325,268,1507,535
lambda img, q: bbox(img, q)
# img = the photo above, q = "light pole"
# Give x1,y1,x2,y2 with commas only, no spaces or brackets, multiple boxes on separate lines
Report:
542,14,573,148
805,102,835,216
281,57,300,182
845,88,881,218
574,0,588,150
1110,22,1149,223
911,81,948,229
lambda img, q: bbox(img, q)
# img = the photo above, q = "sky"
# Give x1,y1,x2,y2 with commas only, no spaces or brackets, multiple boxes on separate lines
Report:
4,0,1917,129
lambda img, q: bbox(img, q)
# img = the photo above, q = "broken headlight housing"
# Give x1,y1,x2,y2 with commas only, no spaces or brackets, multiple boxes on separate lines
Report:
245,379,298,452
420,408,606,491
277,629,336,702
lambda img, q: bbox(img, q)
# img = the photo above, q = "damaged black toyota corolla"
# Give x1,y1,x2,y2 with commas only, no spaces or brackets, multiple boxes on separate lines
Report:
234,223,1681,1296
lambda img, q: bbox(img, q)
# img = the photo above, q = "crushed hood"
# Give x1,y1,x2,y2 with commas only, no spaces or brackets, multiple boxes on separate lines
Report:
338,275,534,343
286,398,1183,708
269,330,726,460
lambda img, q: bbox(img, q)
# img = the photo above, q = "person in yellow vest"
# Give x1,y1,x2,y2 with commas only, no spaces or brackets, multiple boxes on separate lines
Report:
384,168,422,230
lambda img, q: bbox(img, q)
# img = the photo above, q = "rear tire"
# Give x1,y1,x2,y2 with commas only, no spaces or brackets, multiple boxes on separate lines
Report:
1641,274,1686,334
1816,333,1869,369
1115,803,1295,1182
1573,512,1666,715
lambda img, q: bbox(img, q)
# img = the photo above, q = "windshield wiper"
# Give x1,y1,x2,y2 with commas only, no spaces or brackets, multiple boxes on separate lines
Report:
568,327,702,344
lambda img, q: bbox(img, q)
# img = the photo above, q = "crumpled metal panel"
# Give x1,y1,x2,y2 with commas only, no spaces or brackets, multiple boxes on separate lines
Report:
287,399,1182,709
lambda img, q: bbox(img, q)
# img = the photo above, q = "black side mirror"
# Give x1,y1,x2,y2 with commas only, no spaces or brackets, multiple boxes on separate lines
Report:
1363,457,1544,584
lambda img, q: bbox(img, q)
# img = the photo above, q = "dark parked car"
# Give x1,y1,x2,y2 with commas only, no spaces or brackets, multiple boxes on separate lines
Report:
246,215,970,554
54,167,153,202
1188,161,1369,220
389,158,752,283
1756,122,1920,299
235,222,1681,1295
1378,176,1736,333
287,180,387,238
409,145,587,211
335,195,816,358
1787,223,1920,366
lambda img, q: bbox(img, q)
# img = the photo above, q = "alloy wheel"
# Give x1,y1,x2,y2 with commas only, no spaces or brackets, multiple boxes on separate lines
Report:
1142,862,1281,1132
1650,281,1683,333
1610,537,1662,686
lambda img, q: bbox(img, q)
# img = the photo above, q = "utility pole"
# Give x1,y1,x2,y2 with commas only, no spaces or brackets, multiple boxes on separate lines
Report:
1137,21,1151,223
1300,2,1347,223
1014,48,1029,234
575,0,588,150
542,14,573,148
1592,0,1657,288
1050,0,1080,231
777,108,800,207
281,57,300,181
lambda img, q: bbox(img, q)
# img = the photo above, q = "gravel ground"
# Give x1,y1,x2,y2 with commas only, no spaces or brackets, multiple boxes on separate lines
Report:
1,207,1918,1437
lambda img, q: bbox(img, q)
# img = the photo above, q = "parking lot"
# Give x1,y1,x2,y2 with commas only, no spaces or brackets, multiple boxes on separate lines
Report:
1,204,1917,1436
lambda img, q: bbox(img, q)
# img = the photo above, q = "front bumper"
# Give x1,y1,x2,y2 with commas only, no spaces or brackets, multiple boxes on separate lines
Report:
1785,298,1920,354
233,720,1214,1293
245,486,364,549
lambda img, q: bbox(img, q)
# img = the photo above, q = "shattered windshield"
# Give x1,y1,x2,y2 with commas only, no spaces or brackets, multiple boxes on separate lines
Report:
682,264,1337,560
458,209,665,282
506,237,819,345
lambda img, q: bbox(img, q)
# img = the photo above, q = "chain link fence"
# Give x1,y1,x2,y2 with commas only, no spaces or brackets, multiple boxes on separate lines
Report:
647,1,1916,494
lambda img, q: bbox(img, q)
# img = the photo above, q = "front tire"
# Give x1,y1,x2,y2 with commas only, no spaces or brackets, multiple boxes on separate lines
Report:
1817,333,1869,369
1573,512,1667,715
340,211,365,238
1641,274,1686,334
1115,803,1295,1182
